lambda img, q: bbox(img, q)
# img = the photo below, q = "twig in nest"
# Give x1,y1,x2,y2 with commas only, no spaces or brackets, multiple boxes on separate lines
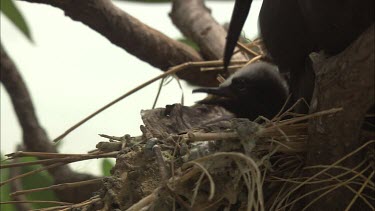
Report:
321,172,374,209
303,161,373,186
10,178,102,197
236,41,260,57
244,38,265,54
152,77,166,109
263,107,343,132
187,161,216,204
1,152,118,169
165,184,191,210
0,152,116,187
98,134,127,141
187,152,265,210
345,171,375,211
273,160,370,209
153,145,169,182
271,98,309,123
275,140,375,210
125,189,159,211
186,131,238,142
216,74,226,83
52,196,101,211
4,151,98,160
0,200,72,206
244,54,264,66
269,158,303,211
200,63,247,72
299,165,371,211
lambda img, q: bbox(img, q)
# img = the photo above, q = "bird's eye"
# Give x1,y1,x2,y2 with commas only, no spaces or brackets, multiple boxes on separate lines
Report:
232,78,247,92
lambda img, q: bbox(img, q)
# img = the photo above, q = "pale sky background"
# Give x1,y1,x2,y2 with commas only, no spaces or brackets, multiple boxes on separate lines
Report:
0,0,261,175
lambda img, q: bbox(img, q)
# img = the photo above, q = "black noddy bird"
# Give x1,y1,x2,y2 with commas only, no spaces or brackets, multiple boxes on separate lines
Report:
299,0,374,55
193,62,288,120
224,0,374,70
223,0,374,111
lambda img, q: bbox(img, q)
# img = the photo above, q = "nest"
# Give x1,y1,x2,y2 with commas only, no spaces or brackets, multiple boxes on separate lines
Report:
84,103,373,211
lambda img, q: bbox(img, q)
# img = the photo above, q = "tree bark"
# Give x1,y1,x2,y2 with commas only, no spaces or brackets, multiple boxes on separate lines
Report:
170,0,246,62
305,24,374,210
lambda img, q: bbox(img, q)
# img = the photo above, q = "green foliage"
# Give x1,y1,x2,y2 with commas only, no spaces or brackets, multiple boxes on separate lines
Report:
177,38,200,51
117,0,171,2
101,159,114,176
115,0,232,2
20,157,58,209
0,154,59,209
0,166,16,211
0,0,33,42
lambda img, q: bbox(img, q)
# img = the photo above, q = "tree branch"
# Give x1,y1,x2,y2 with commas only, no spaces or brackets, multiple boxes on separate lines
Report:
306,24,374,210
19,0,222,86
1,48,101,203
170,0,246,61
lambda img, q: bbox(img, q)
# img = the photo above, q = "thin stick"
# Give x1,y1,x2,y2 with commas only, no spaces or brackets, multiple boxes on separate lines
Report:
236,42,259,57
188,161,215,201
0,200,71,205
280,140,375,206
1,152,115,187
0,163,64,187
244,54,263,66
10,178,102,197
152,77,165,109
126,189,158,211
264,108,343,132
52,60,246,143
153,145,169,182
4,151,95,159
59,197,101,211
345,171,375,211
1,152,118,169
98,134,126,141
173,75,185,106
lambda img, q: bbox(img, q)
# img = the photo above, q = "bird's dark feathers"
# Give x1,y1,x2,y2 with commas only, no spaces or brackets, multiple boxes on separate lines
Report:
193,62,288,120
224,0,374,71
223,0,374,112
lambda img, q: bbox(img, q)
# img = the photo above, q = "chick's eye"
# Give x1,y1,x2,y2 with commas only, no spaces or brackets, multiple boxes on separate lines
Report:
232,78,247,92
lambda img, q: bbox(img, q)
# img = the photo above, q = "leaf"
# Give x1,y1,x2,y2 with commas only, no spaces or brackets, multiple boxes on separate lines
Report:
114,0,232,3
177,38,200,51
0,0,33,42
101,159,114,177
0,154,16,211
0,154,59,209
116,0,171,2
19,157,58,209
0,170,16,211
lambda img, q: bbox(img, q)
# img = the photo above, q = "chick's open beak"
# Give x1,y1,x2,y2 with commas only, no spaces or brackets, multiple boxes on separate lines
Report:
193,86,236,105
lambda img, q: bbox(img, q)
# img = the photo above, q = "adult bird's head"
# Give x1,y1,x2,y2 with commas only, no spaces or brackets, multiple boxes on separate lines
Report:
224,0,253,70
193,62,289,120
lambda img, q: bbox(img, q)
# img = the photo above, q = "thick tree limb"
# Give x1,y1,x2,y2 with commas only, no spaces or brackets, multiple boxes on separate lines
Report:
0,50,55,154
306,25,374,210
1,48,101,203
19,0,223,86
170,0,246,62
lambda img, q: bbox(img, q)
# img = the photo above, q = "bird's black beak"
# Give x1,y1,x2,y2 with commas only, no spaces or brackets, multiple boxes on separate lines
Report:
224,0,253,70
193,86,233,98
193,86,236,105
